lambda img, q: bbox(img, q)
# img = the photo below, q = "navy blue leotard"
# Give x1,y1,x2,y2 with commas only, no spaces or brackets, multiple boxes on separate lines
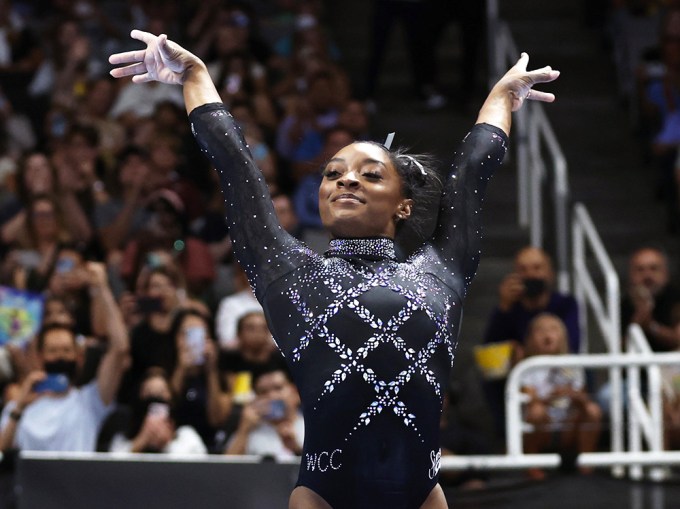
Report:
190,103,507,509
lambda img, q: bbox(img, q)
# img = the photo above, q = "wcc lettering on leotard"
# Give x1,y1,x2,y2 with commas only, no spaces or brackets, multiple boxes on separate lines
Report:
305,448,343,472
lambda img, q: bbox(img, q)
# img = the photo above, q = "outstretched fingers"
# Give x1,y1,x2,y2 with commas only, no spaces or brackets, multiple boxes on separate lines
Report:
526,66,559,103
530,66,560,85
515,52,530,71
108,49,146,66
109,61,147,79
527,89,556,103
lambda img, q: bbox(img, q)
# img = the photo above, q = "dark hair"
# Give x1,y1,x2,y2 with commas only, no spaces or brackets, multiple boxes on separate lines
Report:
252,364,293,391
16,152,60,204
352,141,444,254
168,307,213,343
143,264,186,292
36,323,77,352
66,123,100,148
140,366,172,391
236,310,265,334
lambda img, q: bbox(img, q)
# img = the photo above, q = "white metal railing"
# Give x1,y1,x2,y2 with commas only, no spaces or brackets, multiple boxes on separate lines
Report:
481,2,680,481
504,350,680,476
528,104,570,293
626,324,665,481
571,202,624,472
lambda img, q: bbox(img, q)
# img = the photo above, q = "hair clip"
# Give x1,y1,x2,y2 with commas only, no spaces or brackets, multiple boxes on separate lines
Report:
399,154,427,176
383,132,395,150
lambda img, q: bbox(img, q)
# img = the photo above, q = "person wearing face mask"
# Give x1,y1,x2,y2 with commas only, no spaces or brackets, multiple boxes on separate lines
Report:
484,246,580,354
0,263,129,452
480,246,580,448
108,368,206,455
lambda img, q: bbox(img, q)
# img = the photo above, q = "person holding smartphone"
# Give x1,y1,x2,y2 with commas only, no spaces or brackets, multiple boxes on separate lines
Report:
225,366,303,459
108,368,206,455
169,308,232,450
0,263,129,453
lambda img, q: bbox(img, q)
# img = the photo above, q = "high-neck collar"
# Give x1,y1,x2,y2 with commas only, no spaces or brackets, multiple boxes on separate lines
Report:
324,237,397,261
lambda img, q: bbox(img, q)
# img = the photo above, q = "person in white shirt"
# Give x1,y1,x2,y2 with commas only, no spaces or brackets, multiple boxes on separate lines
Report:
215,262,262,350
225,367,303,459
0,263,129,452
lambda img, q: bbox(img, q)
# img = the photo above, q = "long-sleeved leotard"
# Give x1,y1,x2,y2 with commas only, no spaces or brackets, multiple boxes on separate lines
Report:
190,103,507,509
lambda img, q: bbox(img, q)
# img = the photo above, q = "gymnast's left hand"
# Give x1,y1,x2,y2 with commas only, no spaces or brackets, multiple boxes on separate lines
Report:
108,30,201,85
496,52,560,112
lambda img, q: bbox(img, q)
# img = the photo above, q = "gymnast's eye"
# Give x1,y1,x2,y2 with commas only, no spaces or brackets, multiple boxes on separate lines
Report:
363,172,382,180
323,168,341,179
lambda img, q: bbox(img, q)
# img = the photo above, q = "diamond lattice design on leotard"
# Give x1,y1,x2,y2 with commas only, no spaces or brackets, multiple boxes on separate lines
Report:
286,260,454,443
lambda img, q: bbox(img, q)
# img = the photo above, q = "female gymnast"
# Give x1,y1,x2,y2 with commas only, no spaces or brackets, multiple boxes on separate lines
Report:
110,30,558,509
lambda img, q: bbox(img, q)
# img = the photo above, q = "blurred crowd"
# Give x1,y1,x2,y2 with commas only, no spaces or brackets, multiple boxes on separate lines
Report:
0,0,373,462
609,0,680,232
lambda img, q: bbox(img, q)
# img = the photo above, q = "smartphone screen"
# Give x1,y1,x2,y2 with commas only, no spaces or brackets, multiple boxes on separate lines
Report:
135,296,163,314
55,258,75,274
185,326,206,365
264,399,286,421
147,401,170,419
34,373,70,393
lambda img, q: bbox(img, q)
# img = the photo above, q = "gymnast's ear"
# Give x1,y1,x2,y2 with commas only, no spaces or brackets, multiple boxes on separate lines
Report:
395,199,413,221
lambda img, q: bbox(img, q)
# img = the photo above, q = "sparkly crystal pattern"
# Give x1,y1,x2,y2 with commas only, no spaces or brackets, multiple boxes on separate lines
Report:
324,237,397,261
190,103,507,508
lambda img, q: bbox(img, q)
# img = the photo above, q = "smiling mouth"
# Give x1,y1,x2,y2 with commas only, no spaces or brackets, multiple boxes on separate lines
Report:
332,193,365,203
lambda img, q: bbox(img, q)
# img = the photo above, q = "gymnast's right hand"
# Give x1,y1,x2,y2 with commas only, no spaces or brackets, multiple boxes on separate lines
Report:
108,30,200,85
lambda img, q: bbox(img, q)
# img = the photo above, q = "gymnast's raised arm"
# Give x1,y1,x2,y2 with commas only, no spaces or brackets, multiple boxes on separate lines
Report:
109,31,310,298
431,53,559,295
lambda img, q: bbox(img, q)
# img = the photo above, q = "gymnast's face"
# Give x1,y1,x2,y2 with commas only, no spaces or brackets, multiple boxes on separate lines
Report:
318,142,412,239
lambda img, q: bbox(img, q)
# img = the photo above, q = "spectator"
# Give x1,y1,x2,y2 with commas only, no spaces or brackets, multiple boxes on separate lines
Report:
108,367,206,455
28,16,95,113
119,189,216,298
93,145,152,254
0,152,91,250
9,194,74,292
225,366,303,459
481,246,580,445
117,264,187,405
639,8,680,231
272,193,300,238
169,309,232,450
74,76,126,160
0,263,128,452
108,71,184,132
484,246,580,353
219,311,286,402
520,313,602,480
215,263,262,350
276,70,343,173
622,245,680,350
46,243,100,337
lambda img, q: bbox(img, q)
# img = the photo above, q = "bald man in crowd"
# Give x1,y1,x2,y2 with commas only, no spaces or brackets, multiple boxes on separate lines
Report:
622,246,680,351
483,246,580,353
